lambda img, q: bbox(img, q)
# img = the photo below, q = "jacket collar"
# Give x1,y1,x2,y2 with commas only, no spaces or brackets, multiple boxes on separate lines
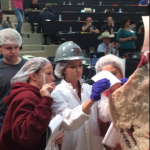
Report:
61,78,83,89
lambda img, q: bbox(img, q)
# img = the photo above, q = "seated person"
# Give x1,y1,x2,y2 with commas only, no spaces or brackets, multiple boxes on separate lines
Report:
139,0,149,5
97,31,118,55
130,21,137,32
0,10,13,29
101,17,116,34
82,17,100,33
29,0,41,33
0,57,64,150
138,25,144,33
37,3,57,33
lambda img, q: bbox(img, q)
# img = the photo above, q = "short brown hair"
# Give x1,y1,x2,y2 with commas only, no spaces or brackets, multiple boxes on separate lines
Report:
45,3,52,10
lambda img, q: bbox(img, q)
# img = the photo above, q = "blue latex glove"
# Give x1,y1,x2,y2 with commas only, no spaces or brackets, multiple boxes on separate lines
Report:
120,78,128,86
90,79,111,101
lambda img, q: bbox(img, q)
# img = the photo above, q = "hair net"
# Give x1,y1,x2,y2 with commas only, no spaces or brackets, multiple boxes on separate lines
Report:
11,57,50,85
0,28,22,47
95,54,123,74
54,61,69,78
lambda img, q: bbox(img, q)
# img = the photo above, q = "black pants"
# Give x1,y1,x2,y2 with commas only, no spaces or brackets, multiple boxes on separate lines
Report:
119,48,136,57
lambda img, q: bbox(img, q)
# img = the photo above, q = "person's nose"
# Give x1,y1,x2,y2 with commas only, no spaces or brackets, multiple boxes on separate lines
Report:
51,75,55,82
11,47,16,53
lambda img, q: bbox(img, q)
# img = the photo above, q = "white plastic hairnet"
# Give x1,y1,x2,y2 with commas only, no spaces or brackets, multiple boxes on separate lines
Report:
11,57,50,85
0,28,22,47
54,61,69,78
95,54,123,73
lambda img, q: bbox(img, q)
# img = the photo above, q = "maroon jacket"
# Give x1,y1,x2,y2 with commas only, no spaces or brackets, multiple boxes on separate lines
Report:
0,82,53,150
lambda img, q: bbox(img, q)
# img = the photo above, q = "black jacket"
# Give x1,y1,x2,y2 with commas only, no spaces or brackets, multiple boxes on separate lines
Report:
37,9,57,22
101,24,117,33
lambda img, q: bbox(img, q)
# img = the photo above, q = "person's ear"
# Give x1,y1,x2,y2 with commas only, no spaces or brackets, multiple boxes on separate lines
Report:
62,68,66,75
0,45,3,54
29,73,38,82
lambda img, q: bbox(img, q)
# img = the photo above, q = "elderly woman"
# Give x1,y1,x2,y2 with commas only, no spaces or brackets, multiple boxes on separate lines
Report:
0,57,64,150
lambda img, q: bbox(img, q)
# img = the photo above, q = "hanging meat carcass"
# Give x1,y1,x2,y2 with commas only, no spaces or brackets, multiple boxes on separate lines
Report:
108,51,149,150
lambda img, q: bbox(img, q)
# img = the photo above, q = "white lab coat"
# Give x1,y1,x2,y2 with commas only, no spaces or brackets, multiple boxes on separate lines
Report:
51,79,111,150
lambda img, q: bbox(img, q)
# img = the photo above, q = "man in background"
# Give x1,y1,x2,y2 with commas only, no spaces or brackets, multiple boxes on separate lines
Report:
97,31,118,55
29,0,41,33
0,10,13,30
37,3,57,33
37,3,58,44
101,17,116,34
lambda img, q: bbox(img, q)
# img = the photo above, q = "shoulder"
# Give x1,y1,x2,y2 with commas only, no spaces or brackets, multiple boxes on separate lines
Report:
19,58,27,66
82,83,92,92
92,25,97,28
118,28,123,33
51,84,67,96
98,43,103,46
102,24,107,27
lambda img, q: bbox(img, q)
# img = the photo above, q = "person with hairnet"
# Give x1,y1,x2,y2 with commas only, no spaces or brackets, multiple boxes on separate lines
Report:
0,28,27,133
51,41,112,150
0,57,65,150
95,54,128,150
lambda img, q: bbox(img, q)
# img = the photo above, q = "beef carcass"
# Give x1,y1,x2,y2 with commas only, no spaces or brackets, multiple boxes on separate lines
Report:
108,51,149,150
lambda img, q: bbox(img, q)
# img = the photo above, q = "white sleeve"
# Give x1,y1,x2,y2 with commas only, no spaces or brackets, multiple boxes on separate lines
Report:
96,94,111,122
51,90,90,131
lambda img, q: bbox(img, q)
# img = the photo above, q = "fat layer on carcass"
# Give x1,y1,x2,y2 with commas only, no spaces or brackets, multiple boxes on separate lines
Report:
108,51,149,150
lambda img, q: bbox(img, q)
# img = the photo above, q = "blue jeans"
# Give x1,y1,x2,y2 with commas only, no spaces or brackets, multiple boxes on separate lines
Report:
14,7,24,34
30,23,35,32
0,114,5,133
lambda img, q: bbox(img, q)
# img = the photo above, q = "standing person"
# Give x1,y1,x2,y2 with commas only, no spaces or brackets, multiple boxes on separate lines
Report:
101,17,117,34
97,31,118,55
0,28,27,133
95,54,128,150
138,0,149,5
9,0,24,34
0,57,65,150
116,17,137,57
51,41,123,150
0,10,13,29
29,0,41,33
82,17,100,33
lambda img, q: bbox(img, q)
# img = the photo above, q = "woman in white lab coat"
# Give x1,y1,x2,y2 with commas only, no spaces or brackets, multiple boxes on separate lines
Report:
51,41,126,150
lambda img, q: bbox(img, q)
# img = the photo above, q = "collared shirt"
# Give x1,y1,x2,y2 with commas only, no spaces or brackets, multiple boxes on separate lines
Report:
139,0,148,5
101,24,117,34
97,42,116,55
0,20,9,29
